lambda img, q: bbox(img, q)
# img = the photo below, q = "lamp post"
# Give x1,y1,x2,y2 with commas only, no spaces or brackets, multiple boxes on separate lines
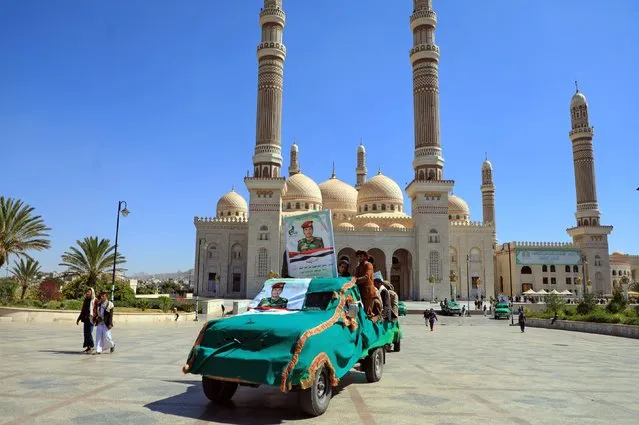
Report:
466,254,471,312
194,239,206,322
110,201,130,303
580,255,587,298
501,242,514,325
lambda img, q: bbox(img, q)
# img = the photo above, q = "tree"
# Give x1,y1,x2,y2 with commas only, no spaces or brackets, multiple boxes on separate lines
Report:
544,293,565,316
629,281,639,293
0,197,51,269
10,258,42,300
59,237,126,288
38,279,62,302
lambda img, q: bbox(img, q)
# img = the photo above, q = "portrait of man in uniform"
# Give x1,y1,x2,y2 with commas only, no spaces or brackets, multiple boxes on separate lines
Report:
257,282,289,308
297,221,325,253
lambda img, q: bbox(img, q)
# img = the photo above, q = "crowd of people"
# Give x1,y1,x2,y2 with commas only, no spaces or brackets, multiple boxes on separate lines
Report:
76,288,116,355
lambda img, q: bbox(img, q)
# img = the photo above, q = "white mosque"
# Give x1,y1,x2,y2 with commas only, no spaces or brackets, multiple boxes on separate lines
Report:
193,0,638,301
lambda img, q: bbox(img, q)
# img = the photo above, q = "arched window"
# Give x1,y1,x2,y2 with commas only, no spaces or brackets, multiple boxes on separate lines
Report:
550,265,556,273
521,266,532,274
574,265,579,272
612,270,617,276
429,251,440,281
594,255,601,267
372,204,377,211
295,202,301,209
287,202,291,210
259,225,269,241
428,229,439,243
381,204,386,211
365,205,369,212
390,204,395,211
470,248,481,263
449,246,457,264
305,203,309,209
542,265,548,272
565,265,570,273
257,248,269,277
232,244,242,260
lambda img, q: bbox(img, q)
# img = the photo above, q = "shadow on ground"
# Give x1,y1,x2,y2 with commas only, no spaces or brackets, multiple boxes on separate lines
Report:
38,349,88,355
145,372,366,424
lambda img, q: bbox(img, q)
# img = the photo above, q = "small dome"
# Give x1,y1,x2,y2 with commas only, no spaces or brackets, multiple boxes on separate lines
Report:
319,175,358,213
389,223,405,229
216,188,248,217
291,143,298,152
337,222,355,230
482,159,493,170
448,194,470,220
363,222,380,230
571,91,587,108
283,173,322,205
357,172,404,210
358,143,366,153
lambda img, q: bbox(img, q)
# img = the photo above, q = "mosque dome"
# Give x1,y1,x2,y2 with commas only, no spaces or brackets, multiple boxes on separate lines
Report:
336,222,355,230
216,188,248,218
571,91,587,108
357,172,405,214
282,172,322,210
363,222,380,231
319,175,358,214
448,194,470,221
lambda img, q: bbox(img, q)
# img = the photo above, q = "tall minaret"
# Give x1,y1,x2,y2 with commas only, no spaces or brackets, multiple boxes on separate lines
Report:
355,141,367,189
481,157,496,246
251,0,286,179
245,0,288,297
566,83,613,296
410,0,443,181
289,142,300,176
405,0,454,301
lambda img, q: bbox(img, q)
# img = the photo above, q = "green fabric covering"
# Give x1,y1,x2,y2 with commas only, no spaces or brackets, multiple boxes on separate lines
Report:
184,277,401,391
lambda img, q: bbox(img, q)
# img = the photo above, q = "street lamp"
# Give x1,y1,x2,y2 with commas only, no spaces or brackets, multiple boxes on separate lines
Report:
466,254,471,312
110,201,130,303
580,255,587,298
501,242,514,325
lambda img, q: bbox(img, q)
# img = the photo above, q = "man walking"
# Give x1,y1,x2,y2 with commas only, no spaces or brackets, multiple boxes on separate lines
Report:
518,309,526,333
76,288,96,354
94,291,116,354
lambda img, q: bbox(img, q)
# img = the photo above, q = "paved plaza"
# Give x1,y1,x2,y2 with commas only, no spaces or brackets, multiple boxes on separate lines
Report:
1,315,638,425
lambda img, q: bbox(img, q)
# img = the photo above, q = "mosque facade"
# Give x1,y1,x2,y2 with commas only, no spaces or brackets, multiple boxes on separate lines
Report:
193,0,637,301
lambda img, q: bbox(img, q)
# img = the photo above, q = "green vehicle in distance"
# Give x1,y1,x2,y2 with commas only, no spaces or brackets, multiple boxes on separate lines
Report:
398,301,408,316
440,301,462,316
493,302,511,320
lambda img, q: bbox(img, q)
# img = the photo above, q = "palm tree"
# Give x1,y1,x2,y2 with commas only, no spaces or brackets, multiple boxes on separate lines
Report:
59,237,126,287
629,281,639,293
11,258,42,300
0,197,51,269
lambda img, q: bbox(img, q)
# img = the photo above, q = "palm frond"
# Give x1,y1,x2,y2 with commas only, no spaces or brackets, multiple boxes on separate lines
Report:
0,196,51,268
59,236,127,284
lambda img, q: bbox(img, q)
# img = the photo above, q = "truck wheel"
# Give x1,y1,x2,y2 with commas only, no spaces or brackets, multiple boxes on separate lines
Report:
202,377,238,403
394,339,401,352
300,364,332,416
364,347,384,383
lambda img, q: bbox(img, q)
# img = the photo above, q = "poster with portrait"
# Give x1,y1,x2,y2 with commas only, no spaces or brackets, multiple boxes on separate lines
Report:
247,278,312,311
284,210,337,279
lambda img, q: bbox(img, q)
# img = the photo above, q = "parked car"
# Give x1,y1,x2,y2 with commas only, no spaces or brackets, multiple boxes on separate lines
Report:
493,302,511,320
440,301,462,316
182,277,401,417
398,300,408,316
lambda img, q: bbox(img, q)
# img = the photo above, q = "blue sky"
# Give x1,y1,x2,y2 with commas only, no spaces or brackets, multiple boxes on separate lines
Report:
2,0,638,274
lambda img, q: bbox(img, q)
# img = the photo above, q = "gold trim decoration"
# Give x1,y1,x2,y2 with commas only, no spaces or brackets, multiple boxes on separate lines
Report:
279,277,357,392
299,352,339,390
182,321,211,374
341,294,358,331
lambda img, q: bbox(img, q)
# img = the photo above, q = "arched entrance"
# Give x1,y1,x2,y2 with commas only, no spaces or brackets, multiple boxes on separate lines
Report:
391,249,412,300
337,247,357,276
367,248,387,280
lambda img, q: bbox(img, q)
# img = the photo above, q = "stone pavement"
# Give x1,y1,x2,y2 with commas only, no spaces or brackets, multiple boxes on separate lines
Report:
0,315,638,425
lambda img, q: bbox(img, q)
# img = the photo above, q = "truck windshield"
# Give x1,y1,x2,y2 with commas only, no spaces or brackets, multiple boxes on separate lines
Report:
303,292,333,310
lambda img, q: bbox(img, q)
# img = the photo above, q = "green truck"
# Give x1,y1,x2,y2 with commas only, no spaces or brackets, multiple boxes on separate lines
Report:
493,302,511,320
183,277,402,416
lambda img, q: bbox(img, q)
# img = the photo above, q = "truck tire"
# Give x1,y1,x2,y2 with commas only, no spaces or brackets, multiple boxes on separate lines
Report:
300,364,332,416
364,347,384,383
394,338,401,352
202,377,238,403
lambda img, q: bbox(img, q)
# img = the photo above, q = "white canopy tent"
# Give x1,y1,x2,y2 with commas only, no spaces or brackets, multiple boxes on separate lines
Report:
523,289,538,296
